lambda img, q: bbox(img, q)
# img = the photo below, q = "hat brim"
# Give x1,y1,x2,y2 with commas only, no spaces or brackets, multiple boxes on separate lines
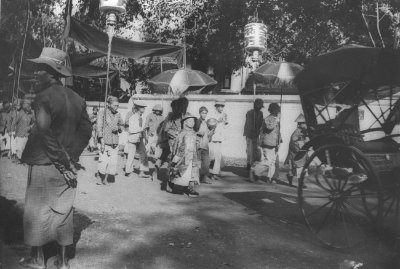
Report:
28,58,72,77
215,103,225,106
134,104,147,108
181,116,197,122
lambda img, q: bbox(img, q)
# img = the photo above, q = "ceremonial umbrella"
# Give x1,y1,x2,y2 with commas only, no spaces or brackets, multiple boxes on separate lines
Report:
148,68,217,95
247,61,303,95
254,61,303,86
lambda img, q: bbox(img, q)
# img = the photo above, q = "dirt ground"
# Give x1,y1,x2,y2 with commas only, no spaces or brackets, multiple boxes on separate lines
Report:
0,153,398,269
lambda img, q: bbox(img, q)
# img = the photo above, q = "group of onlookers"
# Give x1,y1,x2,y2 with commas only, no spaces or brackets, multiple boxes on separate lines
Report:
91,95,229,197
0,98,35,163
90,95,309,194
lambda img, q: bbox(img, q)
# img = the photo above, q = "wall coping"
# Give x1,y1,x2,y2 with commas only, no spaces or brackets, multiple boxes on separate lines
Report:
87,94,301,108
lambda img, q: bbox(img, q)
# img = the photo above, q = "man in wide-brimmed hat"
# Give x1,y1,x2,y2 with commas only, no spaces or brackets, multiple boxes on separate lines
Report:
20,47,92,269
125,100,151,178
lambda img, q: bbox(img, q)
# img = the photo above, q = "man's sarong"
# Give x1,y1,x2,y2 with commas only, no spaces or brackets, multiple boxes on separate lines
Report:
23,165,76,246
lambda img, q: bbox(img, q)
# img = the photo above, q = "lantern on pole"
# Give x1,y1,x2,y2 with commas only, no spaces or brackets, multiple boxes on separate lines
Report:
244,22,267,62
99,0,127,134
99,0,127,26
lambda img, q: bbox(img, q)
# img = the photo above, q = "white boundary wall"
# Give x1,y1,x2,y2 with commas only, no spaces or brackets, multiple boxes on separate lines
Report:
87,94,303,162
87,94,388,162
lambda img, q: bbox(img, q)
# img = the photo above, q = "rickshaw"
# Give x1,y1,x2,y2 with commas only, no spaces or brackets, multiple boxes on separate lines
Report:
293,45,400,248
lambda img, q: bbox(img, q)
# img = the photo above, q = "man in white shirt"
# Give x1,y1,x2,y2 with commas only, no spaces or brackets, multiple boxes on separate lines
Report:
208,98,228,180
125,100,150,178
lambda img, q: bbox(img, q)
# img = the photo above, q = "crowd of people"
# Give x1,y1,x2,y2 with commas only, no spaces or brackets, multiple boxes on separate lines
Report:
0,47,311,269
91,94,230,197
82,94,309,197
0,84,311,196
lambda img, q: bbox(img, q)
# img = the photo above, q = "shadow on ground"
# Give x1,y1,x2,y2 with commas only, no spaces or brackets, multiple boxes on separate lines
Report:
0,196,24,245
70,192,399,269
73,202,338,269
224,190,304,225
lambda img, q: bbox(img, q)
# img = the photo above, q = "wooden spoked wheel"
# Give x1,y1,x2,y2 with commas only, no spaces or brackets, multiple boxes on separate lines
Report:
298,144,383,248
380,174,400,229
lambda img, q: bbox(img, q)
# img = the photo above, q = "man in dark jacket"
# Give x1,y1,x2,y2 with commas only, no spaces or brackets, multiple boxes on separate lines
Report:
20,47,92,269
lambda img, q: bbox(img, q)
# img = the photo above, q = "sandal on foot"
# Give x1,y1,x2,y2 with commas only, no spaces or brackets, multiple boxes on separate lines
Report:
19,257,46,269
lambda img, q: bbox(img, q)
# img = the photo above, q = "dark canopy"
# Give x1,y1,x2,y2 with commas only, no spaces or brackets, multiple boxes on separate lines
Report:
69,18,183,63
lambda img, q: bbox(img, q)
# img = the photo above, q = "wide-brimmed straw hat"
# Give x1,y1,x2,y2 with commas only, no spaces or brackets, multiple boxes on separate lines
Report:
295,113,306,123
27,47,72,77
133,100,147,108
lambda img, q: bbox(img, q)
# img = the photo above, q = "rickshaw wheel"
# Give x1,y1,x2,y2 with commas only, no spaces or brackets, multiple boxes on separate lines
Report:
380,173,400,228
298,144,383,249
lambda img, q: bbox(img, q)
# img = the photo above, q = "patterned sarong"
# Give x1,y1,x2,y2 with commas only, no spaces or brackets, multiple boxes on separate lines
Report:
23,164,76,246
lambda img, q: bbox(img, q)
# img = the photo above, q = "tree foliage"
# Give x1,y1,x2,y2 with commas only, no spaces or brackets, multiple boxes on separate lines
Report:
3,0,400,92
1,0,64,47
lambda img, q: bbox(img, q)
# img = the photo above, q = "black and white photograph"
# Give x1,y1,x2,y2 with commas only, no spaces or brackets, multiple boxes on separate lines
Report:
1,0,400,268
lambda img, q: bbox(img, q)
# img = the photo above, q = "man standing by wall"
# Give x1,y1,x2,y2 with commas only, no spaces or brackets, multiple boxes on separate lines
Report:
125,100,150,178
243,98,264,172
97,96,123,184
209,98,228,180
20,47,92,269
13,99,35,162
